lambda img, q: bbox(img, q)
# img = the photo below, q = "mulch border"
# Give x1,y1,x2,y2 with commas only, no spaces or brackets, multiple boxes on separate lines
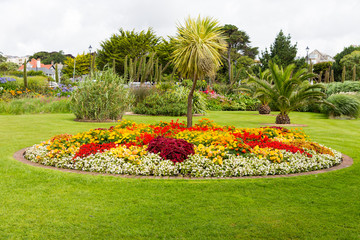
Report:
13,148,353,180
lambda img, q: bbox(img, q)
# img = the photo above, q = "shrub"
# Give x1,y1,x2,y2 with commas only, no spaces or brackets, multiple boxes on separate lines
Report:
133,86,207,116
130,85,156,107
134,91,187,116
70,69,129,121
0,97,71,114
0,77,19,90
323,93,360,118
325,81,360,96
147,136,195,163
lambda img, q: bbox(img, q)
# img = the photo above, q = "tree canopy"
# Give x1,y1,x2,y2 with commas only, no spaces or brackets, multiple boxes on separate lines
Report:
340,50,360,81
259,30,299,70
62,53,94,77
221,24,258,83
0,52,6,63
96,28,160,75
27,51,69,64
333,45,360,81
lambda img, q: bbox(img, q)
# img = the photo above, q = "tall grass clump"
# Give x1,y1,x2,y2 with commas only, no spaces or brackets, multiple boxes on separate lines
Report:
0,97,71,114
70,69,129,121
325,81,360,96
323,93,360,118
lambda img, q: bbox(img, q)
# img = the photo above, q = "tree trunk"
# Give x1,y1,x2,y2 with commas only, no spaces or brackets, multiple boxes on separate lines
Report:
276,113,290,124
187,75,198,128
227,44,231,84
258,104,271,115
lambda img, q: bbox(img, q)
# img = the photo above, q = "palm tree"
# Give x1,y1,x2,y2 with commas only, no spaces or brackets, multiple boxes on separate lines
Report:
248,62,326,124
172,16,227,127
241,68,272,114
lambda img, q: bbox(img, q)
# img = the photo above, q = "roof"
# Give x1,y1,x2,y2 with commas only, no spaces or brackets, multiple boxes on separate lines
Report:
18,58,52,70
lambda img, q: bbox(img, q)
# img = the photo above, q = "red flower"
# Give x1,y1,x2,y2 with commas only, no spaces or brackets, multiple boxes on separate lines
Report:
73,142,117,160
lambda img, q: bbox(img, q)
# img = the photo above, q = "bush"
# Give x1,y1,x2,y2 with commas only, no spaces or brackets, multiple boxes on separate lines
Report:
323,93,360,118
130,85,156,107
325,81,360,96
133,86,207,116
70,69,129,121
0,97,71,114
147,136,195,163
0,77,19,90
134,91,187,116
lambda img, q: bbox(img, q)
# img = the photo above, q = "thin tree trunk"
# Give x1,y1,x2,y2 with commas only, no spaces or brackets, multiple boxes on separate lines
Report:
227,44,231,84
187,74,198,128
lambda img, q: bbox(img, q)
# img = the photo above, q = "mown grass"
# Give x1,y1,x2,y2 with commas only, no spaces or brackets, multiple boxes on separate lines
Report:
0,111,359,239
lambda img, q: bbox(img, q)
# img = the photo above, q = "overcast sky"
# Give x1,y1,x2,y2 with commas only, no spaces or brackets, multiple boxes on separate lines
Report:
1,0,359,59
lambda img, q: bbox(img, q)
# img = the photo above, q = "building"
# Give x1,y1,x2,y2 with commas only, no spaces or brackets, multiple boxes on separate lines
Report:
18,58,63,80
308,50,335,64
6,55,29,65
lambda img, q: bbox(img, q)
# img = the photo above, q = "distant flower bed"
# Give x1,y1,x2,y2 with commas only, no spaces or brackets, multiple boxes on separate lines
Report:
25,119,342,177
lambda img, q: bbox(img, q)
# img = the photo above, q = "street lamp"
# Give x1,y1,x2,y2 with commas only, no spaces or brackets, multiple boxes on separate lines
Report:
89,45,92,77
306,46,309,64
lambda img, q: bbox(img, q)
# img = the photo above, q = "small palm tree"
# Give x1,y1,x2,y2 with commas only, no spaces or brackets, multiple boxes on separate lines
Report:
248,62,326,124
241,68,272,114
172,16,227,127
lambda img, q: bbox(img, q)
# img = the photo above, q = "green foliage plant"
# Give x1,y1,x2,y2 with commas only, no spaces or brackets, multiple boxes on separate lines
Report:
70,68,129,121
323,93,360,118
172,16,227,127
312,62,333,75
325,81,360,96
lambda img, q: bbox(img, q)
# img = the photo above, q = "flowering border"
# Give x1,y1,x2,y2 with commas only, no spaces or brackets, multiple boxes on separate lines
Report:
15,148,352,179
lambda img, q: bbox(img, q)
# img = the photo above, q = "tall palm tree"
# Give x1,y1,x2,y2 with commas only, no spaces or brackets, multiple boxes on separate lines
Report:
248,62,326,124
172,16,227,127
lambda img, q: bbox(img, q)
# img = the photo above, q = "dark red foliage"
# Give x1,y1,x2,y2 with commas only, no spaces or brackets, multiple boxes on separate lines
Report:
73,142,117,160
147,136,195,163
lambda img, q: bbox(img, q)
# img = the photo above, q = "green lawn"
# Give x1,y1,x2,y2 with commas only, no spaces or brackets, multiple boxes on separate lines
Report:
0,111,359,239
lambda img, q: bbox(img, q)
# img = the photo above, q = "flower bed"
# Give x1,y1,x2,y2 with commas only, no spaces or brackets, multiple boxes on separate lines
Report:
24,118,342,177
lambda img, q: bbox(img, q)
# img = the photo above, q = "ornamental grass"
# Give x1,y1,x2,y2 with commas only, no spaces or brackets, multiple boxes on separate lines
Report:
25,118,342,177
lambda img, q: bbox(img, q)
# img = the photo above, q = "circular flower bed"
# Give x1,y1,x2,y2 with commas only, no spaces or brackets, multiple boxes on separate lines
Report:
24,118,342,177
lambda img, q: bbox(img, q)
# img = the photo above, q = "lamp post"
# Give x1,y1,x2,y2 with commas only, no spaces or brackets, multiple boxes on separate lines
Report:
306,46,309,64
89,45,92,78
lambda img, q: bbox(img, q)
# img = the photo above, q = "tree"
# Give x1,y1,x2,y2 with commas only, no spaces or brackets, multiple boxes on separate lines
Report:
0,52,6,63
259,30,298,70
0,62,19,72
172,16,227,127
62,53,94,77
248,62,326,124
28,51,67,64
340,51,360,81
96,28,160,75
333,45,360,81
155,38,176,74
222,24,258,83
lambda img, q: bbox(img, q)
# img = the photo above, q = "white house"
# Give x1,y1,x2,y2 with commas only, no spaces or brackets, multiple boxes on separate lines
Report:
308,50,335,64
